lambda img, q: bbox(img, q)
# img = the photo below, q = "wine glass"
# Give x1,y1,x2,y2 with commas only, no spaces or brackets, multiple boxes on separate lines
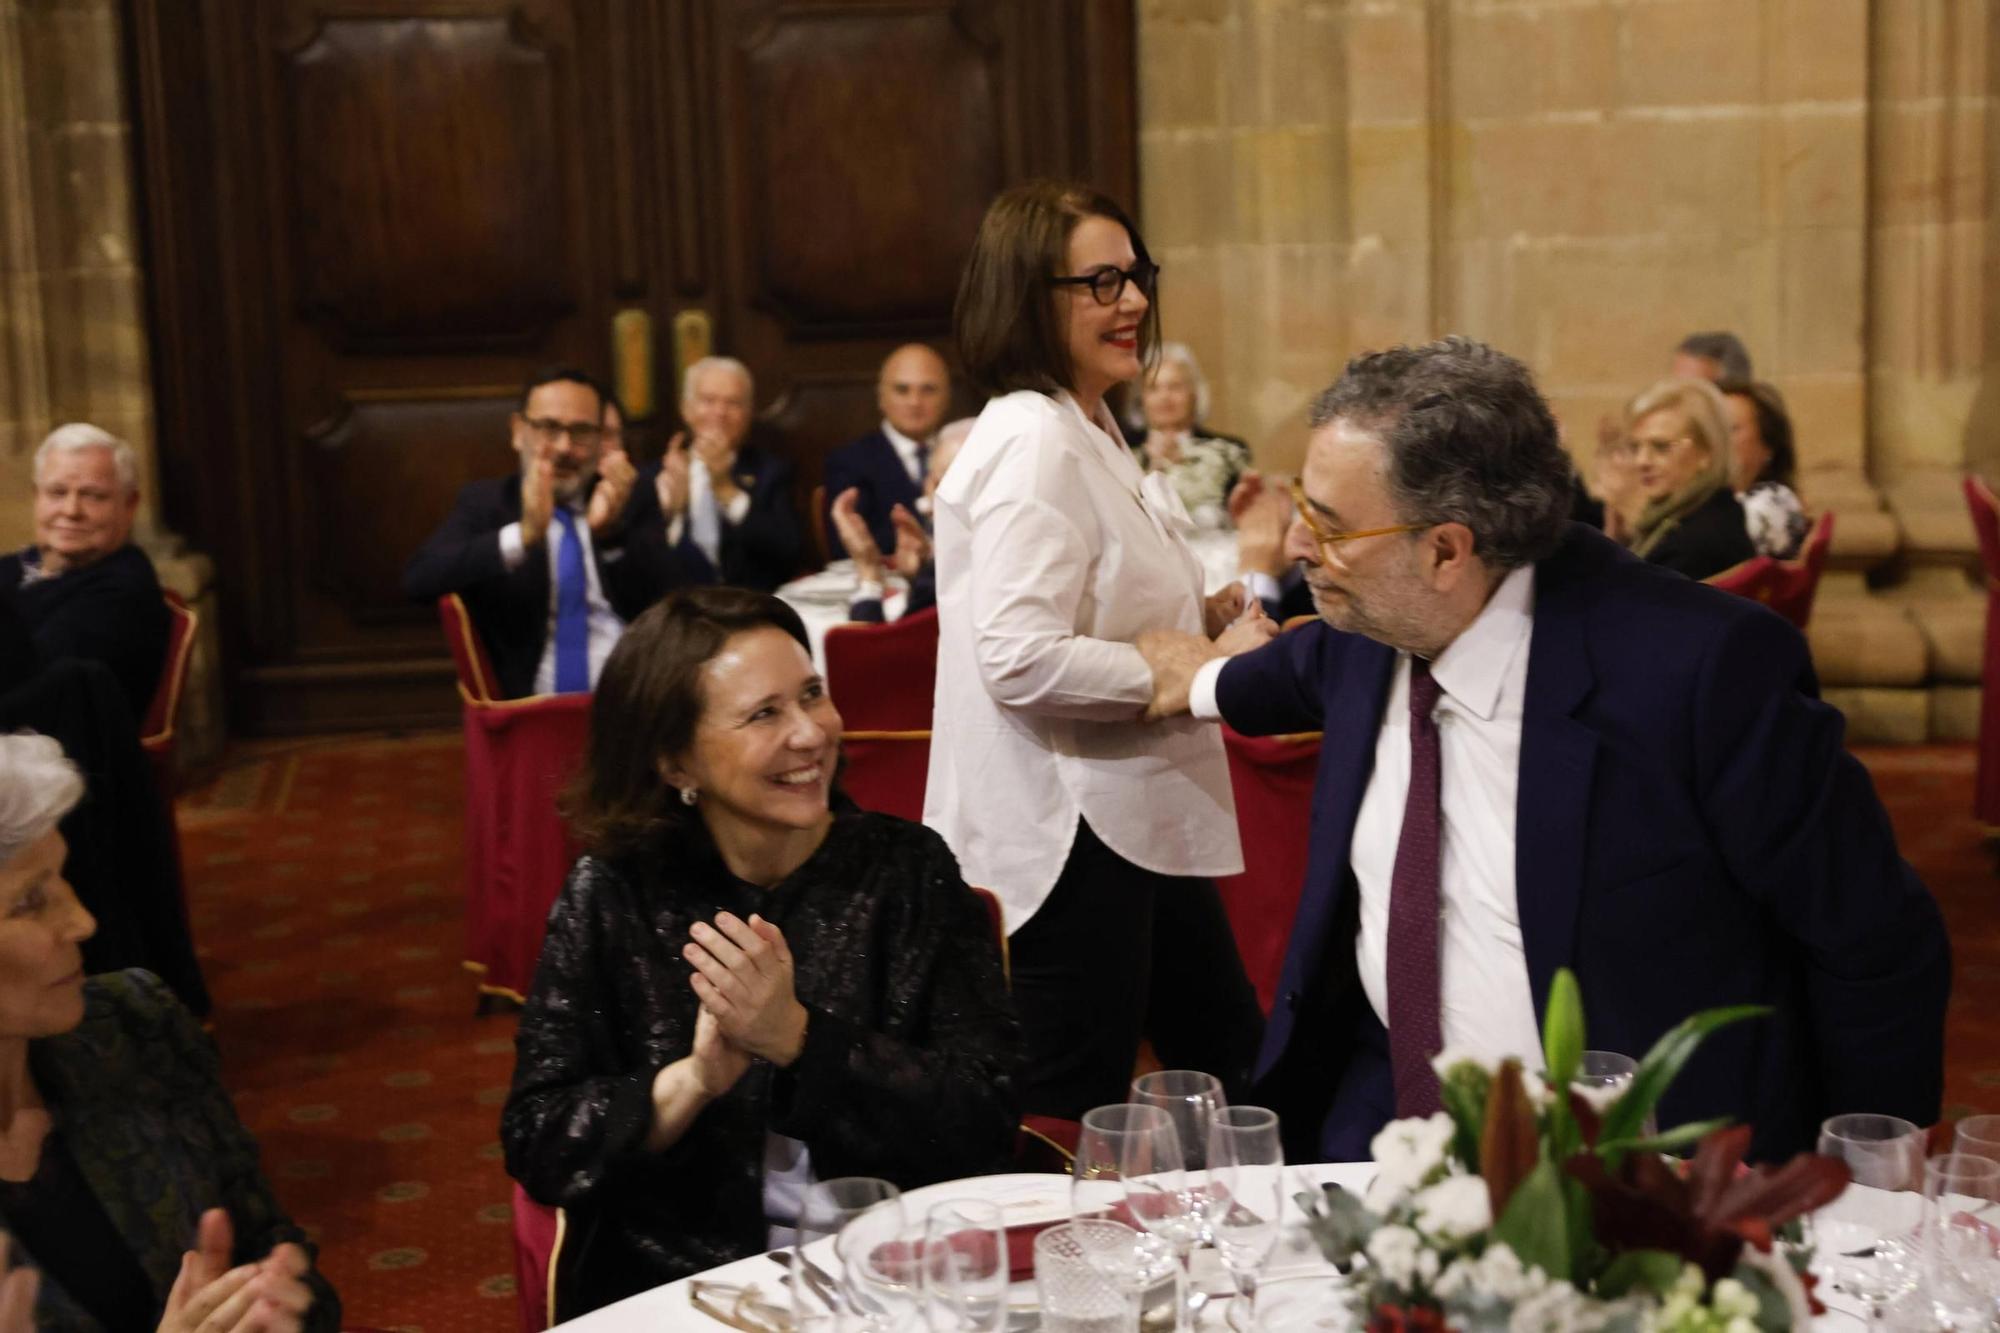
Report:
1131,1069,1227,1172
1072,1104,1180,1320
1921,1151,2000,1330
794,1178,902,1331
921,1198,1008,1332
837,1195,924,1332
1811,1114,1927,1328
1206,1106,1284,1330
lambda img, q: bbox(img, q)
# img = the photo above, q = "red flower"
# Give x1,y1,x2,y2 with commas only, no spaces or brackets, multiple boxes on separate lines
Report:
1367,1303,1451,1333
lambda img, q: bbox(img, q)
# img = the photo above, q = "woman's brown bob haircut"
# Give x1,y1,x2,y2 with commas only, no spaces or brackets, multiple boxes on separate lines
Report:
565,585,813,859
953,180,1161,399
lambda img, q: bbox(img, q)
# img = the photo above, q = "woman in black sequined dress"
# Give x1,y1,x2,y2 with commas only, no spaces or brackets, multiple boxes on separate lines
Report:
500,586,1023,1321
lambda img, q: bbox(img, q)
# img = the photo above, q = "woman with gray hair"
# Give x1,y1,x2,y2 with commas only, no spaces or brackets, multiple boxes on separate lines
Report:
1621,377,1756,580
0,733,338,1332
1134,342,1252,529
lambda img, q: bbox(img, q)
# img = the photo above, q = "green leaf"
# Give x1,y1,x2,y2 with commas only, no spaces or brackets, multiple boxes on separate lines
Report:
1728,1261,1793,1332
1492,1158,1574,1283
1542,969,1585,1097
1596,1004,1770,1149
1294,1182,1375,1265
1438,1063,1489,1174
1594,1249,1684,1300
1595,1116,1734,1160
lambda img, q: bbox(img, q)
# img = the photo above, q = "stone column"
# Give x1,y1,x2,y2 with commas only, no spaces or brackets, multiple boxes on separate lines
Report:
0,0,222,774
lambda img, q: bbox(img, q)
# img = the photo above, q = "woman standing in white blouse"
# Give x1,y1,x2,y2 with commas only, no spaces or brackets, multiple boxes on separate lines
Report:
926,181,1276,1118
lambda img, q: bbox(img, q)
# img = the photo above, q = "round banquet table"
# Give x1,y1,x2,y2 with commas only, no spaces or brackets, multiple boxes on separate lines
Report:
548,1159,1877,1330
776,534,1245,672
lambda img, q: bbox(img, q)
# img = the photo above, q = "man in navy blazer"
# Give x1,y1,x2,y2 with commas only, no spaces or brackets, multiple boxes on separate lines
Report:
404,369,686,699
658,356,802,591
1139,337,1949,1164
822,343,951,560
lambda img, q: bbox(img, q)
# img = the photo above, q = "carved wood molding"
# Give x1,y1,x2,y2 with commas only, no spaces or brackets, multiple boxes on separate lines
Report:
0,3,51,455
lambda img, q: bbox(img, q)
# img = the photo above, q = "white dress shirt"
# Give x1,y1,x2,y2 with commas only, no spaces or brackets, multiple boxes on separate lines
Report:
498,504,625,694
925,390,1243,933
1191,564,1543,1064
667,459,753,554
881,421,928,485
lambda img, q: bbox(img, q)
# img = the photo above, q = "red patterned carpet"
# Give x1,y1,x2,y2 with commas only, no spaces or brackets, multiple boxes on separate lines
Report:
172,734,2000,1331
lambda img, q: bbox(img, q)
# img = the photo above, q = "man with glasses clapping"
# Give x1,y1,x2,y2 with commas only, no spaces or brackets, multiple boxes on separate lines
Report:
404,366,689,699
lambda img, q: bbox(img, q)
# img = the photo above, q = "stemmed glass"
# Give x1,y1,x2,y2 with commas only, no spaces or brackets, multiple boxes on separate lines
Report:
1132,1069,1227,1173
793,1178,904,1331
1920,1151,2000,1330
1072,1104,1181,1326
1206,1106,1284,1330
1810,1114,1927,1328
921,1198,1008,1332
1956,1115,2000,1161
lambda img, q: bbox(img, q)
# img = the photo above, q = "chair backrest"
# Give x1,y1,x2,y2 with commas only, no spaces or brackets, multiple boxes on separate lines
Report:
823,607,939,731
438,593,502,704
1215,725,1323,1011
140,590,198,753
1967,475,2000,582
1702,511,1835,630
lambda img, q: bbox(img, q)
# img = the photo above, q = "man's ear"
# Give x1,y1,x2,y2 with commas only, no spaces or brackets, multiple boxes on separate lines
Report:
509,412,530,455
1427,522,1479,586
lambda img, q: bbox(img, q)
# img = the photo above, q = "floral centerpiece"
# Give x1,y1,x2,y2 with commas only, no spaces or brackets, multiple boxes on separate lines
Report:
1300,970,1851,1331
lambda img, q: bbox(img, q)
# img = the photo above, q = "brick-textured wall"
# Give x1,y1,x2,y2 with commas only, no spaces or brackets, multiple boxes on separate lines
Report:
1138,0,1992,485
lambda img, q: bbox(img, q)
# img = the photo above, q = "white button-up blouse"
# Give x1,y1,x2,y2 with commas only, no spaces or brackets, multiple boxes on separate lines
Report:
923,389,1243,932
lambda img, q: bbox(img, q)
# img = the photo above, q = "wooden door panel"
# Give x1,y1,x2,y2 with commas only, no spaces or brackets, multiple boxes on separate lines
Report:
283,15,576,350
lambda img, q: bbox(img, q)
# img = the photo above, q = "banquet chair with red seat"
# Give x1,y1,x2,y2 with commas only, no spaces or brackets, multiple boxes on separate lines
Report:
1215,725,1323,1012
437,594,592,1006
136,590,199,941
1965,476,2000,826
1702,553,1781,605
1762,510,1834,630
823,607,939,821
511,1181,562,1333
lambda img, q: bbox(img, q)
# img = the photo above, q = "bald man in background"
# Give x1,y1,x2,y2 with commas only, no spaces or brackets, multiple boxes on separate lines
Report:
823,344,952,560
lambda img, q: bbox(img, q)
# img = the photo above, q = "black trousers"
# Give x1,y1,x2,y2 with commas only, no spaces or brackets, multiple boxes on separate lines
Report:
1007,820,1265,1120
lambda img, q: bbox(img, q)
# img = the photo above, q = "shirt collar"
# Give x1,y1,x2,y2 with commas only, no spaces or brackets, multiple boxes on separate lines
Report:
1424,562,1536,722
881,421,927,463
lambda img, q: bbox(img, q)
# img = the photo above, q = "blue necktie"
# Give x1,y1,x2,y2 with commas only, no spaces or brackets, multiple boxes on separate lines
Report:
552,508,590,693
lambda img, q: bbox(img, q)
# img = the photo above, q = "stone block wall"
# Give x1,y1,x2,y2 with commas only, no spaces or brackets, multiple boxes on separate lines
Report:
1137,0,2000,741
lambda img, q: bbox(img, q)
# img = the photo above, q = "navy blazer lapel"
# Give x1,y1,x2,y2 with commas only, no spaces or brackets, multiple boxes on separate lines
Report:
1516,548,1599,1023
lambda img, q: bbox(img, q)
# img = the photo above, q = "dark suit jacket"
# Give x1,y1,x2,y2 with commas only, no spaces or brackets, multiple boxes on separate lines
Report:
823,428,923,560
848,562,937,624
672,444,803,591
403,469,684,699
1638,486,1756,581
0,544,168,719
18,970,339,1331
1220,524,1949,1164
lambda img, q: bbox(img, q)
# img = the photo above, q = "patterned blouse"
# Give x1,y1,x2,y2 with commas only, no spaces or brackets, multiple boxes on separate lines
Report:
1741,481,1808,559
502,811,1024,1320
1133,430,1253,529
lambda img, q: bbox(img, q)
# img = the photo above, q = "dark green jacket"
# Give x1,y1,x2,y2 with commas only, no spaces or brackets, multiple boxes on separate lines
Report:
17,969,340,1331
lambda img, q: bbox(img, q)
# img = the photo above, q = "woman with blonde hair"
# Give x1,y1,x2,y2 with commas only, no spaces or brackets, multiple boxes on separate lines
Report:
1621,377,1755,579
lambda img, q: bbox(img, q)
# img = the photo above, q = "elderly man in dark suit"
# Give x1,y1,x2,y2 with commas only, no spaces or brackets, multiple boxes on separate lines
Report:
657,356,802,590
1138,336,1949,1164
404,368,683,699
0,424,168,717
822,343,951,560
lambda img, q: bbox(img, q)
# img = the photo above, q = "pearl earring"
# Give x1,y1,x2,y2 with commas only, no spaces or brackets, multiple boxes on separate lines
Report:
679,786,698,807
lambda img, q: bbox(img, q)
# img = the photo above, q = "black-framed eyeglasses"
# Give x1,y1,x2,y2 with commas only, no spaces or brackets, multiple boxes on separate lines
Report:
525,417,604,447
1048,259,1159,307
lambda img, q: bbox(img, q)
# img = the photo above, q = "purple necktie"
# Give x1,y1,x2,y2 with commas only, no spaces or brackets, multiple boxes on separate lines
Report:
1387,657,1445,1117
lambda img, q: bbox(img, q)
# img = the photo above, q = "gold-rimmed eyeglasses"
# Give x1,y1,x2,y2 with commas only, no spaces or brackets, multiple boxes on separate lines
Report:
1287,478,1425,560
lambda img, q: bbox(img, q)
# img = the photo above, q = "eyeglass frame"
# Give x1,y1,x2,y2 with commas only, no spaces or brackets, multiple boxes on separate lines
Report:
1628,432,1699,461
522,416,605,448
1287,478,1426,560
1047,258,1160,307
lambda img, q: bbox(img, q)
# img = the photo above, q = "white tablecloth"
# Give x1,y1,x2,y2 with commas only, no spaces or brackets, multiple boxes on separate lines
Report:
776,533,1245,673
550,1160,1872,1330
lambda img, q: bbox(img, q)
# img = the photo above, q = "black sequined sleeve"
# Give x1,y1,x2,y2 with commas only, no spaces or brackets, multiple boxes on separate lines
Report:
767,833,1023,1182
501,859,667,1208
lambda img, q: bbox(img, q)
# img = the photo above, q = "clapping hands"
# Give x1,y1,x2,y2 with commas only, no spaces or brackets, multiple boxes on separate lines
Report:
684,912,808,1069
158,1209,317,1333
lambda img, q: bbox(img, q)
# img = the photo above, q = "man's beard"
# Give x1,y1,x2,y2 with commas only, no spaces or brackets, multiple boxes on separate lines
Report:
1308,565,1442,656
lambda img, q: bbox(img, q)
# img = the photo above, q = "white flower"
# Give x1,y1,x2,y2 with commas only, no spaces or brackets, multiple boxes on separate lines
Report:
1433,1046,1499,1080
1470,1241,1536,1304
1366,1112,1456,1211
1364,1224,1425,1290
1411,1174,1493,1241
